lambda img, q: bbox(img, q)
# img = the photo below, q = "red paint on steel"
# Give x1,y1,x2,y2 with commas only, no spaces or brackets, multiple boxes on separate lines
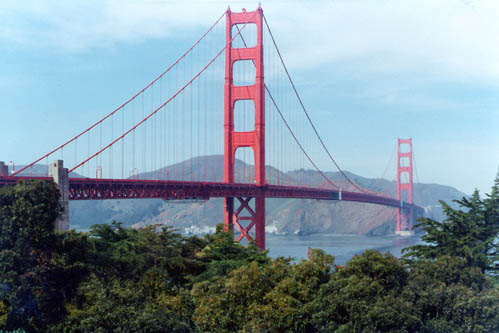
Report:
233,21,340,191
0,176,422,214
396,138,414,232
224,7,266,249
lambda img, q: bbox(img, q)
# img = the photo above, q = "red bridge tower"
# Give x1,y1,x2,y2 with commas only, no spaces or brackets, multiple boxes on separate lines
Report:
223,7,266,249
396,138,414,235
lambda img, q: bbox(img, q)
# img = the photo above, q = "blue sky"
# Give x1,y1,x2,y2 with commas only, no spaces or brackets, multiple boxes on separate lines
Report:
0,0,498,195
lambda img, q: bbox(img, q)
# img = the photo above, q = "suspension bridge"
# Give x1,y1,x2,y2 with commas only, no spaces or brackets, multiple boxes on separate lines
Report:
0,6,423,249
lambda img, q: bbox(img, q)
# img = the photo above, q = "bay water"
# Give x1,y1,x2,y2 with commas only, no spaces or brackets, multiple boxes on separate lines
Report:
76,226,423,265
266,234,423,265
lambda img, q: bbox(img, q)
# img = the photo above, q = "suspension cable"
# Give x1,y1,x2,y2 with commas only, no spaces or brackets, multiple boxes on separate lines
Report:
233,25,340,190
412,146,421,184
370,146,396,191
69,20,249,173
12,11,225,177
266,87,339,189
262,13,369,193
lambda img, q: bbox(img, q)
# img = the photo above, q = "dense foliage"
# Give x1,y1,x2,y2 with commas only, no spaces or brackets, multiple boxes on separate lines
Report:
0,178,498,332
403,174,499,273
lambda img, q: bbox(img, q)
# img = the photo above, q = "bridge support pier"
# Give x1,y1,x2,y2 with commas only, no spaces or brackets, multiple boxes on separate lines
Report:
396,207,414,236
223,7,266,249
49,160,70,231
224,196,265,249
0,162,8,176
396,139,414,236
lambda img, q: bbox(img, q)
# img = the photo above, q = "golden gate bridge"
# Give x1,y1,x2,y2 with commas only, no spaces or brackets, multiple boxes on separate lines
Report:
0,6,423,249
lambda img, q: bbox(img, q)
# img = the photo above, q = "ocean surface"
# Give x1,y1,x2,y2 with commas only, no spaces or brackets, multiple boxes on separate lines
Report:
266,234,423,265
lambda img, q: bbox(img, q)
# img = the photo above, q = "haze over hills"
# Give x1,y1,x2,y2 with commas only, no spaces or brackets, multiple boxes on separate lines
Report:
19,155,462,236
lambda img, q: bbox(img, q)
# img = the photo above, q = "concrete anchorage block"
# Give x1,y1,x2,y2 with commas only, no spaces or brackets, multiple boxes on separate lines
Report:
49,160,70,231
0,162,8,176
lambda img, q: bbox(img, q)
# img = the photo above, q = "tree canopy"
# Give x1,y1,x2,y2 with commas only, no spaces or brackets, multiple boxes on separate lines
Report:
0,178,498,332
403,173,499,272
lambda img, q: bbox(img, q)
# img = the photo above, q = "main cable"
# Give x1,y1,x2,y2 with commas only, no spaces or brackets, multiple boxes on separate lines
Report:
262,13,370,194
69,20,249,173
13,11,225,177
266,88,339,189
233,24,340,190
370,146,396,191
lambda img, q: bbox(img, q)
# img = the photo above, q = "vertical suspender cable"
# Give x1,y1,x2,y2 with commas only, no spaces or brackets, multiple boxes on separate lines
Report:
263,14,367,193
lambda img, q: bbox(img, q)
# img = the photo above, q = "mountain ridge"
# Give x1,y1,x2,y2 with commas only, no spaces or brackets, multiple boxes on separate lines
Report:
63,155,466,236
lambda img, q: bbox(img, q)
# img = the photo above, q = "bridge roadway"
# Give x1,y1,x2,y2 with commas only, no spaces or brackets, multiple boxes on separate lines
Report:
0,176,423,214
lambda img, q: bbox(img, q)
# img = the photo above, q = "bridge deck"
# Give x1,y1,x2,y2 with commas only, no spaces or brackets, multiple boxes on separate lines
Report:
0,176,422,213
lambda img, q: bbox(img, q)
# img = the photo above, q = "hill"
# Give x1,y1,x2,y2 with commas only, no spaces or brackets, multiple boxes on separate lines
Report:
66,155,466,235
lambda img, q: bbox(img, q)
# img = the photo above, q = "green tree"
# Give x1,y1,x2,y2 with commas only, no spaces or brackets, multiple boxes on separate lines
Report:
54,274,196,332
402,256,499,333
247,249,335,333
0,180,66,331
311,250,419,332
84,222,206,285
403,173,499,272
2,177,498,332
192,249,334,332
189,224,270,283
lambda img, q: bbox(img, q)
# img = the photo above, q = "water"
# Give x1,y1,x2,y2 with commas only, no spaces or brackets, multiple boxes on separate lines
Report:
75,225,423,266
266,234,423,265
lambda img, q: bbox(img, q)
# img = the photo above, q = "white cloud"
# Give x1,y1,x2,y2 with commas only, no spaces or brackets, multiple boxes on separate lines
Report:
0,1,226,52
263,1,499,82
2,0,498,83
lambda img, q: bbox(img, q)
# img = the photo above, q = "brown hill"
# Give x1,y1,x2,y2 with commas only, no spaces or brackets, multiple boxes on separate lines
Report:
69,155,466,235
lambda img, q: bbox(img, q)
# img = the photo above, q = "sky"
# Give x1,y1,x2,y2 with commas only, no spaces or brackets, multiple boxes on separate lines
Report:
0,0,498,195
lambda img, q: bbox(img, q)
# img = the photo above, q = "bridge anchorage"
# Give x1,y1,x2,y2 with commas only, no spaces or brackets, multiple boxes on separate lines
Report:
0,5,423,250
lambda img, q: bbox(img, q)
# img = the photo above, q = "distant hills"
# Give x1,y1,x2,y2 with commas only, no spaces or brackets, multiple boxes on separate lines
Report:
47,155,465,236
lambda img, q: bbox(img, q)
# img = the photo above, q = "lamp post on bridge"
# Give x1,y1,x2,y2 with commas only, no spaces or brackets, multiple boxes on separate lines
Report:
8,160,14,174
